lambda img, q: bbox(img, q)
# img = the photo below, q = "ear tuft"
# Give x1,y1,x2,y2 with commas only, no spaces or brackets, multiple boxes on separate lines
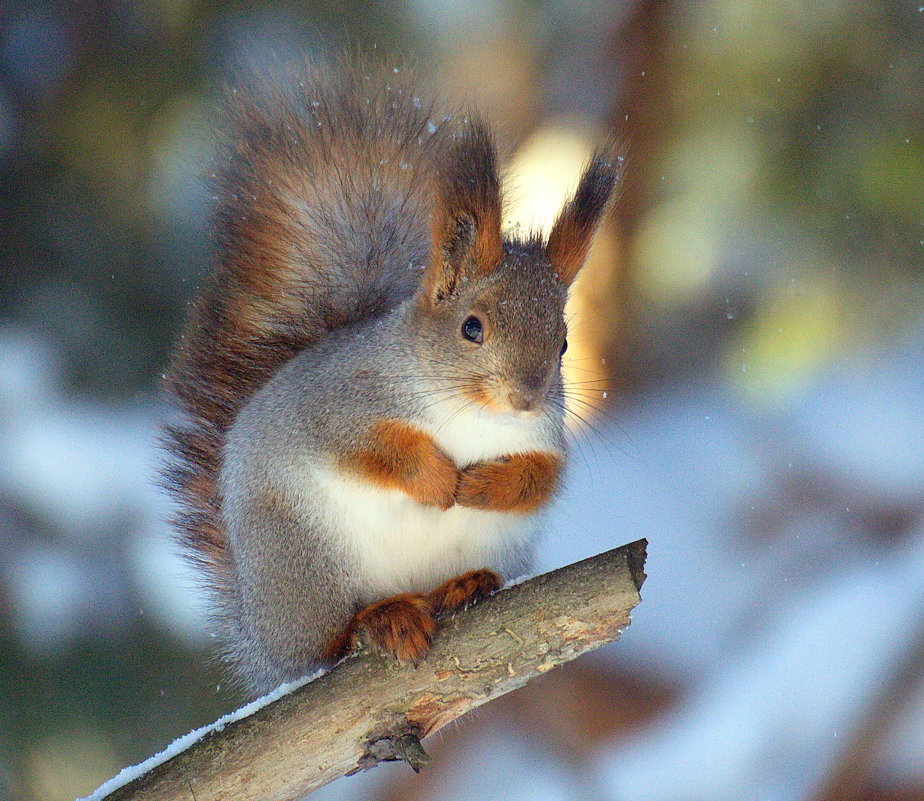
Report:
425,121,503,301
546,146,622,287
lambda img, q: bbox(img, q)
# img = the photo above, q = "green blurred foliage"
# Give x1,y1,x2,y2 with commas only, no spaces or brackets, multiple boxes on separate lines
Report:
629,0,922,401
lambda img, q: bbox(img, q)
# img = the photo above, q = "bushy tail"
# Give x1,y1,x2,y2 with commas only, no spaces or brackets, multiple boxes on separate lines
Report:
162,60,456,588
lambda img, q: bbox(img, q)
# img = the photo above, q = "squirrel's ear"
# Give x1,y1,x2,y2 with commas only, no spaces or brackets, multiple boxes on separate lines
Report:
425,122,503,302
546,149,621,287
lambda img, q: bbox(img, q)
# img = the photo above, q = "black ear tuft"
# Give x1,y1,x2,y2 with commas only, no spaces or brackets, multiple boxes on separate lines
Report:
425,120,503,301
440,123,502,232
546,145,623,287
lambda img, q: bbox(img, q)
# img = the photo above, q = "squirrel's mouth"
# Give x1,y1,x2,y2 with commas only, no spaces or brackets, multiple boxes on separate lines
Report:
461,380,545,418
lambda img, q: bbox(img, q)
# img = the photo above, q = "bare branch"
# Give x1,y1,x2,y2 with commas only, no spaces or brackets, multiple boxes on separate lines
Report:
92,539,647,801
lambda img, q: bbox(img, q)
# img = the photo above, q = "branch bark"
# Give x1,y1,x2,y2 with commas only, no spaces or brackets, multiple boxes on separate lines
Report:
91,539,647,801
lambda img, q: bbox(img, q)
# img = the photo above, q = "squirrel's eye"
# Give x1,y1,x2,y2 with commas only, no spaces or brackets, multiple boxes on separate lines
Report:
462,315,484,344
560,338,568,356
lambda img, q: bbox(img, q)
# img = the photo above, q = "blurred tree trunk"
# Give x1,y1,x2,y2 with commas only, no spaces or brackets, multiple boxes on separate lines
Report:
609,0,674,388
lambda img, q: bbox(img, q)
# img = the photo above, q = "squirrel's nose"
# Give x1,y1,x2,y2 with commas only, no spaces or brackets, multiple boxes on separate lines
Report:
507,375,545,412
507,389,539,412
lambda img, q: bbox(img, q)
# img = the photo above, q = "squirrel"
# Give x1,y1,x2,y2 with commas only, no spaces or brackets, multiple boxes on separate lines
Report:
162,59,619,695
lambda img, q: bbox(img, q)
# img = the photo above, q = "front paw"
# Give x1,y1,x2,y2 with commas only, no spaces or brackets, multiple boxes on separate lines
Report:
456,452,562,513
405,448,459,510
455,459,505,509
429,569,502,615
347,420,459,510
351,593,437,665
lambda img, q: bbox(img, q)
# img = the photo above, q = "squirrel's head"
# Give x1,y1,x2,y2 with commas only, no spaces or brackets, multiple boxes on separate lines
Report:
413,122,620,418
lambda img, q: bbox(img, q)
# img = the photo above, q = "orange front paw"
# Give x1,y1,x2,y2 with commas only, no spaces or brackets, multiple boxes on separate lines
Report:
351,593,437,665
346,420,459,510
404,441,459,510
456,452,562,513
429,569,502,615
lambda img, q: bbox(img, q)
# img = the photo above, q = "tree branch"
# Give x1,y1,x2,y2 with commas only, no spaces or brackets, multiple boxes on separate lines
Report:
88,539,647,801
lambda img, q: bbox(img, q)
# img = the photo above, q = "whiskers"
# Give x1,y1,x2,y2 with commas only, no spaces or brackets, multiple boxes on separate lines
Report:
378,341,631,469
385,350,491,434
543,377,634,472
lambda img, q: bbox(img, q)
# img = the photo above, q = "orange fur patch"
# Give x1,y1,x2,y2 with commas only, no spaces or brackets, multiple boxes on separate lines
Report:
455,451,563,513
459,380,509,414
546,217,594,287
428,569,501,615
473,203,503,270
343,419,459,509
350,593,437,664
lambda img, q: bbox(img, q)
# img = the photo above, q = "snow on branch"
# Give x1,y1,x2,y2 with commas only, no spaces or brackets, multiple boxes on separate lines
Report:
86,539,647,801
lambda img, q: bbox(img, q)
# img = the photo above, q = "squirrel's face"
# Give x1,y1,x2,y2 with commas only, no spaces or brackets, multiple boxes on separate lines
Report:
414,243,569,419
416,124,618,418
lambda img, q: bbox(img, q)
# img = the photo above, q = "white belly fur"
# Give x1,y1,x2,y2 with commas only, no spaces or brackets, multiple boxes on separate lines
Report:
314,402,554,600
315,467,539,600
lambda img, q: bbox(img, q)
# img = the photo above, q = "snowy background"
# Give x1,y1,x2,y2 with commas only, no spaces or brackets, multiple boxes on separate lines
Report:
1,1,923,800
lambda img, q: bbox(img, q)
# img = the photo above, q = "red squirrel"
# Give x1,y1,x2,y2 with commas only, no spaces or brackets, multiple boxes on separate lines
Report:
162,59,619,695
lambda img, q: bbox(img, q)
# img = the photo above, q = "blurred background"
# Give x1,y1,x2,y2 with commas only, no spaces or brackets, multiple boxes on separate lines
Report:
1,1,923,800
